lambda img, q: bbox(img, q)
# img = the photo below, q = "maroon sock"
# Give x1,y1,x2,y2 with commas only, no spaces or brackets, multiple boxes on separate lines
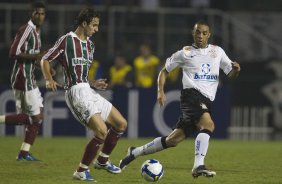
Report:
18,150,29,157
24,123,41,145
78,136,104,172
5,114,30,125
97,128,123,164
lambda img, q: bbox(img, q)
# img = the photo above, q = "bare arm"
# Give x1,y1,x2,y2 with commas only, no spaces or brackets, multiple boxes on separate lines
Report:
11,51,47,63
40,60,61,91
228,62,241,80
89,79,108,90
157,67,169,106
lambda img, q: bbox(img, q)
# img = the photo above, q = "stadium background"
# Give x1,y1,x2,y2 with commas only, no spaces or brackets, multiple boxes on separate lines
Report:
1,0,282,140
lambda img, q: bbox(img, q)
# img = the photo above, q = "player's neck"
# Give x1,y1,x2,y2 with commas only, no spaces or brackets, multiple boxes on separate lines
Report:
74,28,87,41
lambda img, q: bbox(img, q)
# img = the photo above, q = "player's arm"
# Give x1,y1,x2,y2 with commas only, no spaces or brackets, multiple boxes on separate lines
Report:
157,67,169,107
9,27,46,63
227,62,241,80
11,52,46,62
41,59,60,91
89,79,108,90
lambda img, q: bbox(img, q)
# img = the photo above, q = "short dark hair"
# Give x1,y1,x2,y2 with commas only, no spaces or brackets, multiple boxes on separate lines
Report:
194,20,210,28
193,20,211,32
75,8,100,27
31,1,46,10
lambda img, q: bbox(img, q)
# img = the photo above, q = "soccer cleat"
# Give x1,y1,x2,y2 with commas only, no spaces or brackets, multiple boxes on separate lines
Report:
73,170,96,182
192,165,216,178
119,147,136,170
94,160,121,174
16,153,41,161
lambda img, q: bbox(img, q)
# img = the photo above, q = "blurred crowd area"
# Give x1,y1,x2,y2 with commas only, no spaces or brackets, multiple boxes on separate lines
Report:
3,0,282,11
1,0,282,88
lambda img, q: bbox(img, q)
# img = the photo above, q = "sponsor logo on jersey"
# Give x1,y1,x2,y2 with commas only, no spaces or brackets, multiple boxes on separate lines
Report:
72,57,90,65
194,63,218,81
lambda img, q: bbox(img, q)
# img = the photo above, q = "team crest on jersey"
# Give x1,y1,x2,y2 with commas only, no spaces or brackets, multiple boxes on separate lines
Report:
209,49,217,58
202,63,211,74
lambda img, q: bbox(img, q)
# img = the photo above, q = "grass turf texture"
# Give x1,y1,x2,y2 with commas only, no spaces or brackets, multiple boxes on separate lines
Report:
0,137,281,184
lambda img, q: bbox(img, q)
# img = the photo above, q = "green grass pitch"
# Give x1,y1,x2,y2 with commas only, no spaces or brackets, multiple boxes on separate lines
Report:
0,137,282,184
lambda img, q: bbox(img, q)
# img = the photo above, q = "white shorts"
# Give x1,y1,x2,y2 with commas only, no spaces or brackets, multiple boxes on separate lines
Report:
13,87,43,116
65,83,112,126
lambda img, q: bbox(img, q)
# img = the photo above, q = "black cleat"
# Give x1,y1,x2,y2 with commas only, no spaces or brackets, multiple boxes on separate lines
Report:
192,165,216,178
119,147,136,170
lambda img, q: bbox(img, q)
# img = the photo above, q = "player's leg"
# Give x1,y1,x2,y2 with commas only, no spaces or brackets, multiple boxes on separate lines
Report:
73,114,107,182
13,88,44,161
0,113,31,125
192,112,216,178
119,128,186,170
0,90,32,125
17,111,43,161
94,106,127,174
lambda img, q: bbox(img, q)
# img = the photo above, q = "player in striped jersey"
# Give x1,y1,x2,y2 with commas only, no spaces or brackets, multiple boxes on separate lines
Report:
0,2,47,161
41,8,127,182
119,21,241,178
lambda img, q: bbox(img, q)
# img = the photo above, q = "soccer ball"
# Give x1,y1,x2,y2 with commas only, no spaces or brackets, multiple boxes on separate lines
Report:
141,159,164,182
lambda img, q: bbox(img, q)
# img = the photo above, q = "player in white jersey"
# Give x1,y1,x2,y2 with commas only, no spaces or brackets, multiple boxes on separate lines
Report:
41,8,127,182
119,20,241,178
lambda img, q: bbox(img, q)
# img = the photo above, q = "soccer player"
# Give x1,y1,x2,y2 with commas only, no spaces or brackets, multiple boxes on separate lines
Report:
40,8,127,182
0,2,46,161
119,20,241,178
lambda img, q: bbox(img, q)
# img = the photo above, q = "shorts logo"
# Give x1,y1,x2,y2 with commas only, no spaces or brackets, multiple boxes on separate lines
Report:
200,103,207,109
84,110,90,119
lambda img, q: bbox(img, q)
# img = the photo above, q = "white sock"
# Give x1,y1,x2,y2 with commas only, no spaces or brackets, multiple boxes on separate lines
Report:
79,163,89,170
0,115,5,123
193,133,210,168
132,137,164,157
20,142,31,152
99,152,109,158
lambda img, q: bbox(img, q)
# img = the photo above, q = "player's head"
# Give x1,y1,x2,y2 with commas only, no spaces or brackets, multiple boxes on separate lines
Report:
75,8,100,37
192,20,211,48
30,1,46,27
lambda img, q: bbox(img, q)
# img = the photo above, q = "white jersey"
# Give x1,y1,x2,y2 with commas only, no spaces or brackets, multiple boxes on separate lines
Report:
165,44,233,101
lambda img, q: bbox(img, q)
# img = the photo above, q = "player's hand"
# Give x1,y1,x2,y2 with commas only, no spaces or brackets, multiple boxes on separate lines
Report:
232,62,241,72
90,79,108,90
157,90,166,107
46,79,61,92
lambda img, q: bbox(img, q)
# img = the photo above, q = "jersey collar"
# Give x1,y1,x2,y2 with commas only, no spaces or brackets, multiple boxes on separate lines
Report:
192,43,209,49
28,20,36,30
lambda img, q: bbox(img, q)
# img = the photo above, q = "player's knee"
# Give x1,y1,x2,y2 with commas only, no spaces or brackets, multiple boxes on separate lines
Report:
114,118,127,132
204,121,215,132
95,128,108,140
31,113,43,124
165,137,179,147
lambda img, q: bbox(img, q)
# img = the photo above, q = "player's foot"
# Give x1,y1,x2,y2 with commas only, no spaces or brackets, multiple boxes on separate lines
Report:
94,160,121,174
119,147,136,170
16,153,41,161
73,170,96,182
192,165,216,178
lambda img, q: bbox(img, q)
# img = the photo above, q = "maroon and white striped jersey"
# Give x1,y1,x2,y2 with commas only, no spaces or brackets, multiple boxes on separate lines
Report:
42,32,95,89
10,20,41,91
